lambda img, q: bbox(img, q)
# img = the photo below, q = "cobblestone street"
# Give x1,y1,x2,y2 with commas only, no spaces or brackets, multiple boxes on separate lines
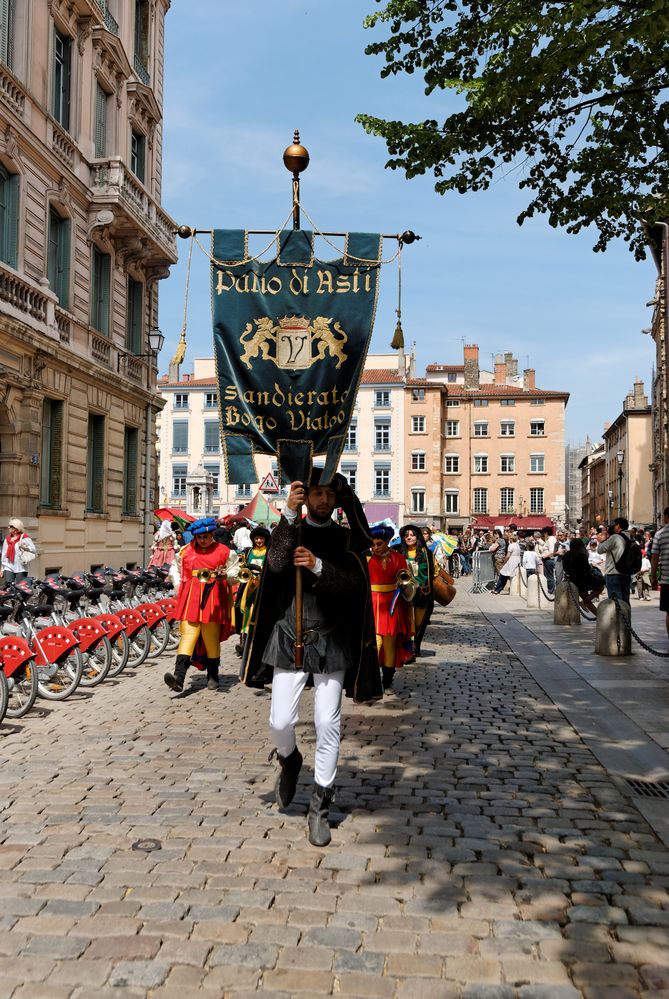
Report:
1,594,669,998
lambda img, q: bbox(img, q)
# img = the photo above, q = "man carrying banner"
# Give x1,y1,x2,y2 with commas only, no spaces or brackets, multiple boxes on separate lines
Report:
241,471,381,847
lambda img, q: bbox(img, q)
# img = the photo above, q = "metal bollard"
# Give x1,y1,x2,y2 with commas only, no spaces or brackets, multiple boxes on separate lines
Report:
553,581,581,625
595,598,632,655
526,573,541,609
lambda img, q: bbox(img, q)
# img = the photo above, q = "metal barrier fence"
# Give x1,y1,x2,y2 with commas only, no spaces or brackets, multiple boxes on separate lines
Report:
471,550,496,593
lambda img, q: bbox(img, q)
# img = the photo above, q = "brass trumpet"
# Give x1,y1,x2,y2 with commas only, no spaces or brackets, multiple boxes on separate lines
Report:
396,568,418,602
238,564,261,583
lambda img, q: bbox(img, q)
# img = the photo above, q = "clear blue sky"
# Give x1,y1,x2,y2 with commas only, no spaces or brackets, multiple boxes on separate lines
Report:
158,0,656,445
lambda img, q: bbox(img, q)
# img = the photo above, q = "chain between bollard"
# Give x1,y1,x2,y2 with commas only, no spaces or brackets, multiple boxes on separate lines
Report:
536,575,555,603
612,595,669,658
564,576,597,621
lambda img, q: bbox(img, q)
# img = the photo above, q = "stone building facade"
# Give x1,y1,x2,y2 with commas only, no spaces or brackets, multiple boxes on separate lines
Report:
602,379,653,527
0,0,176,572
645,221,669,523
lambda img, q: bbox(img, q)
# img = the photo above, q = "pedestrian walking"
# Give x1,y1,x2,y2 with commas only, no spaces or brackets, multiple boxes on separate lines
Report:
493,533,522,594
234,526,270,659
398,524,435,656
164,517,239,693
368,524,414,691
241,472,381,847
563,538,605,614
650,507,669,641
1,518,36,583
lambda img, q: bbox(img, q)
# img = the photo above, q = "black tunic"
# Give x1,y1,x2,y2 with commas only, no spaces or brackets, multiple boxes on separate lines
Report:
241,515,382,703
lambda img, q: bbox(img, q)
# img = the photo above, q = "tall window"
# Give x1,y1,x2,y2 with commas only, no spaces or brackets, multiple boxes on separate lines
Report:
53,29,72,131
444,490,459,514
203,421,220,453
374,390,390,407
411,451,426,471
500,454,515,473
47,208,70,308
123,427,138,515
411,489,425,514
131,129,146,183
344,420,357,451
474,454,488,473
203,463,220,496
341,463,357,491
374,465,390,496
172,464,187,497
530,487,544,513
500,420,515,437
374,419,391,451
447,372,457,383
204,392,218,409
473,488,488,514
0,0,15,67
530,419,545,436
473,399,488,408
126,277,142,353
86,414,105,513
134,0,150,77
412,388,425,401
172,420,188,453
173,393,188,409
236,483,252,498
411,415,425,433
473,421,488,437
445,419,459,437
530,453,545,473
500,487,515,513
94,83,108,158
444,455,459,473
90,246,111,335
40,399,63,508
0,164,18,268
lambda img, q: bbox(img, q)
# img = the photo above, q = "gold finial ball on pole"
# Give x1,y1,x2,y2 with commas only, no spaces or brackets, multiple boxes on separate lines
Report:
283,130,310,174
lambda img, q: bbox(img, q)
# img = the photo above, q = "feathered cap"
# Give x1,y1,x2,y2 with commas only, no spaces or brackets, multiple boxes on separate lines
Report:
370,524,394,541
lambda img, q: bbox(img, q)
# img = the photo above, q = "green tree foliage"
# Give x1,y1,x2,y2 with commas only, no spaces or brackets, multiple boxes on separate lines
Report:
356,1,669,257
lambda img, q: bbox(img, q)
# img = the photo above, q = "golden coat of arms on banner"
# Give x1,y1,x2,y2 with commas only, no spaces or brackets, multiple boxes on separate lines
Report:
239,316,349,370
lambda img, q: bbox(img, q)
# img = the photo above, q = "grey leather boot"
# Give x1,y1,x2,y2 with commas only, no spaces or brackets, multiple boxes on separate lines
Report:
164,654,190,693
271,746,303,808
307,784,334,847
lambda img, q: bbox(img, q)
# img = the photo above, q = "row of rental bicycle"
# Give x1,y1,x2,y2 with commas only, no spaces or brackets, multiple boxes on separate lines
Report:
0,565,179,723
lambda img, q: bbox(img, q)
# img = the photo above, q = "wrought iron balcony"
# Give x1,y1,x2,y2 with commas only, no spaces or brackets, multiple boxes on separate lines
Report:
134,54,150,85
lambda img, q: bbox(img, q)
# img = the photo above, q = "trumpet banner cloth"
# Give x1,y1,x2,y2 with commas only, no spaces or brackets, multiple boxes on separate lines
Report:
211,228,382,485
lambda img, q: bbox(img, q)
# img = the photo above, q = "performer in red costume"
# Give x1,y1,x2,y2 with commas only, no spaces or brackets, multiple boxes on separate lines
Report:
164,517,239,693
367,525,414,691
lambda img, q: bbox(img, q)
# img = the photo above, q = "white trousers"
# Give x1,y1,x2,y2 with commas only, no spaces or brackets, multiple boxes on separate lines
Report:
269,667,345,788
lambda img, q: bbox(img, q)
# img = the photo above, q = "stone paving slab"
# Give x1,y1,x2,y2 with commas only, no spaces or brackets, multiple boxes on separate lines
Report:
0,595,669,996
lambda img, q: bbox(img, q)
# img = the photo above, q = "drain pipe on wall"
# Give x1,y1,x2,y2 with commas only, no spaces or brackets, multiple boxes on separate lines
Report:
143,401,153,567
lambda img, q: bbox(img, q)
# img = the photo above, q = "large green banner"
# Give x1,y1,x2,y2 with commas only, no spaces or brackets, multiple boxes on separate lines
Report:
211,229,382,485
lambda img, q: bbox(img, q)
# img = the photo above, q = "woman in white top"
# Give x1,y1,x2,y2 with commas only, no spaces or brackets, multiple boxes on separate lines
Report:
521,544,540,576
493,534,522,593
1,518,36,583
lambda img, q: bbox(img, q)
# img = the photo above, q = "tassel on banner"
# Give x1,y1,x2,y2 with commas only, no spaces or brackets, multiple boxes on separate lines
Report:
168,231,194,381
391,239,404,350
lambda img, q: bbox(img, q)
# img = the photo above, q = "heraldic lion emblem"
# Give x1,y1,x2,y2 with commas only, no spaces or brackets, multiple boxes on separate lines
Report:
239,316,349,371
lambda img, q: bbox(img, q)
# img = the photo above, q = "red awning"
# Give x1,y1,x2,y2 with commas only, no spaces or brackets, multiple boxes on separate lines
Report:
471,515,554,531
154,507,195,524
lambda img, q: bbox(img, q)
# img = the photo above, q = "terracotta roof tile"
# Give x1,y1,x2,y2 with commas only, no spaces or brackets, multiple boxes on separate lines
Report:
159,376,217,388
444,384,569,399
426,364,464,371
360,369,404,384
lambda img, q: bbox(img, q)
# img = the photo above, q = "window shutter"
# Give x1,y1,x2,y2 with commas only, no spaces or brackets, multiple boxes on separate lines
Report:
6,171,18,268
127,278,143,352
0,0,10,65
99,251,110,335
50,401,63,507
95,83,107,158
124,427,138,515
57,216,70,309
87,415,105,512
204,421,219,449
172,421,187,451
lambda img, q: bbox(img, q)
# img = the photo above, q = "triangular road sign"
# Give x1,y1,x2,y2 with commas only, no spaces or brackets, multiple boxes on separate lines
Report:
259,472,280,493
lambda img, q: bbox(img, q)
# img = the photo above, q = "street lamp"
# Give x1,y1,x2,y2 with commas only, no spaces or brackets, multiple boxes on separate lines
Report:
616,449,625,518
117,327,165,371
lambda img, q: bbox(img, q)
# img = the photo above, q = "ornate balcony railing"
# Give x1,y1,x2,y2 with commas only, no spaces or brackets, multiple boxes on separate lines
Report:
90,158,177,263
0,265,50,324
134,54,150,85
91,334,111,365
0,64,25,117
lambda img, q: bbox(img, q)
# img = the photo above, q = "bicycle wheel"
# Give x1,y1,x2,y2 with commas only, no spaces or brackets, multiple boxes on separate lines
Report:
165,619,180,651
0,670,8,724
108,630,130,678
5,661,39,718
125,625,151,668
79,636,112,687
37,646,84,700
146,618,170,659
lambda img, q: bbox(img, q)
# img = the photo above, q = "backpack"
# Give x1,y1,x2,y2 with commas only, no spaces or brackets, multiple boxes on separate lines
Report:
613,534,642,576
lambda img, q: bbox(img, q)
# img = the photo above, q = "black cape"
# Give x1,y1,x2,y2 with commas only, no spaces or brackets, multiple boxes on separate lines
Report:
240,515,382,703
